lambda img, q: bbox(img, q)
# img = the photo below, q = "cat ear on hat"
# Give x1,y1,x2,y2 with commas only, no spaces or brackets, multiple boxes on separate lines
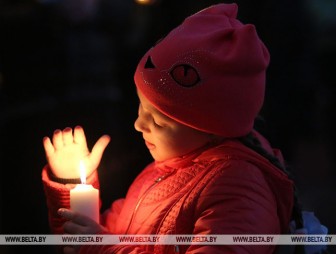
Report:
228,24,270,72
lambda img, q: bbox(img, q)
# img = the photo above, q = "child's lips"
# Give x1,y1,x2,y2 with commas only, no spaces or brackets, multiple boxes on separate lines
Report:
145,140,156,150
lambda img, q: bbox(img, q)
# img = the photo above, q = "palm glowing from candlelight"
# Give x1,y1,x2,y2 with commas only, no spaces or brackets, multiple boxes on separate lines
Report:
43,126,110,179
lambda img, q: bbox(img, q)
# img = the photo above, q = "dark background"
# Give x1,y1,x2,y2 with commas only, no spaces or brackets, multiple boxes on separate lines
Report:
1,0,335,253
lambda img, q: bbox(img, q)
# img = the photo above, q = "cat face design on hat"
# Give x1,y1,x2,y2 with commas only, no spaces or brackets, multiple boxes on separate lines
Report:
144,55,201,88
136,45,210,103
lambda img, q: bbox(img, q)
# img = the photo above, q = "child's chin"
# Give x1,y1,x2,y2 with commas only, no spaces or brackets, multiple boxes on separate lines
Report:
151,152,165,162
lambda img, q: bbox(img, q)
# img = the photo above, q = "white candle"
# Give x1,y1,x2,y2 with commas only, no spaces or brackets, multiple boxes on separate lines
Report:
70,161,99,223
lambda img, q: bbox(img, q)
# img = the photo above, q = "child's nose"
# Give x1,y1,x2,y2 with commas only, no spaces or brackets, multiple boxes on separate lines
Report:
134,115,149,133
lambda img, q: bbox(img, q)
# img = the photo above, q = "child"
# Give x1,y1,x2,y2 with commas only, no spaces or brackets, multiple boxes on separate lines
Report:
42,3,327,254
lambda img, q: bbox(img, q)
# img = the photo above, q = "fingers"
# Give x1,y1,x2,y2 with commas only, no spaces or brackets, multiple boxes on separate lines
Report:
58,208,95,226
52,129,64,150
45,126,108,159
58,209,87,234
74,126,87,146
58,208,75,220
49,127,76,150
43,136,55,156
90,135,111,163
58,208,99,234
63,127,73,146
63,221,86,234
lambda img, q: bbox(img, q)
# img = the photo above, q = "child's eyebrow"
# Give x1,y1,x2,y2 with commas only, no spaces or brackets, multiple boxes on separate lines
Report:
137,89,175,123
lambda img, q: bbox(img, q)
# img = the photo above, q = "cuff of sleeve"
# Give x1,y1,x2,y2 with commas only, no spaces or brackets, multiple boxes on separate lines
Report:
48,172,82,184
42,165,100,189
46,166,98,185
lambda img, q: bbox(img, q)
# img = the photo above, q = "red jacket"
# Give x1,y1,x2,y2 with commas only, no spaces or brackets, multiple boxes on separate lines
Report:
42,132,294,254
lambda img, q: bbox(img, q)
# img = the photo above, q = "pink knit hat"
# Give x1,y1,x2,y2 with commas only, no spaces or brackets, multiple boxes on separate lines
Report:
134,3,270,137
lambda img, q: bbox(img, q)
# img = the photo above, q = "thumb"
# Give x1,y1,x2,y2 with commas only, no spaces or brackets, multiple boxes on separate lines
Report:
42,136,55,159
90,135,110,164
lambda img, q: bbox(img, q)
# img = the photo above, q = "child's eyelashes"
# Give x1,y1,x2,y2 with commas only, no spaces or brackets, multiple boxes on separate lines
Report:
152,118,163,128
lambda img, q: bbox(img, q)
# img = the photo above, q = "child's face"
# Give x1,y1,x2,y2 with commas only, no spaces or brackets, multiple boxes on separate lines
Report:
134,91,214,161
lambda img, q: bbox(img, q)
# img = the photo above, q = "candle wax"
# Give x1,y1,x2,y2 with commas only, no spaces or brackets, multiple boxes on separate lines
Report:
70,184,99,223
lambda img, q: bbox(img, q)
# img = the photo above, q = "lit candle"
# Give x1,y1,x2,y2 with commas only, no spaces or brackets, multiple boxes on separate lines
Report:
70,161,99,223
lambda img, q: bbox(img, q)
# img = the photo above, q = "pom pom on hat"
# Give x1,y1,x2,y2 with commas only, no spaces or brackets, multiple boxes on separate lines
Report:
134,3,270,137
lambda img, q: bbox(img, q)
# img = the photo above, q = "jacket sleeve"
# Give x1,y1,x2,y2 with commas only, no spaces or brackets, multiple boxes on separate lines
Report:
42,166,148,254
183,160,281,254
41,165,100,234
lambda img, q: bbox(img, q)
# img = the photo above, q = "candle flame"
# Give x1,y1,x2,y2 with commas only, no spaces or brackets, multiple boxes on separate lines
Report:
79,160,86,184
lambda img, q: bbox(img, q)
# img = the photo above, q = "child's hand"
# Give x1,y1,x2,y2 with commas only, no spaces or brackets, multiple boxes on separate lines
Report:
58,208,105,234
58,208,106,254
43,126,110,179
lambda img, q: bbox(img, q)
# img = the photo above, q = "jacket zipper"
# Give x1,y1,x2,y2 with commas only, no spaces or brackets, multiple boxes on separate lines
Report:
125,171,175,234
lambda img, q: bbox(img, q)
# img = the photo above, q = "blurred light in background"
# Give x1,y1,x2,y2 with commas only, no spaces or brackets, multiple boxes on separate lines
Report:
135,0,159,6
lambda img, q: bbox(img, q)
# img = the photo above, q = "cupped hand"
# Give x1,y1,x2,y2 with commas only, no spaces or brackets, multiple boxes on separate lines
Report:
58,208,105,234
43,126,110,179
58,208,107,254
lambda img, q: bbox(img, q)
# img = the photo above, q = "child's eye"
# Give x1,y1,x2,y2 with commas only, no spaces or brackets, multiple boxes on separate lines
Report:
152,118,163,128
